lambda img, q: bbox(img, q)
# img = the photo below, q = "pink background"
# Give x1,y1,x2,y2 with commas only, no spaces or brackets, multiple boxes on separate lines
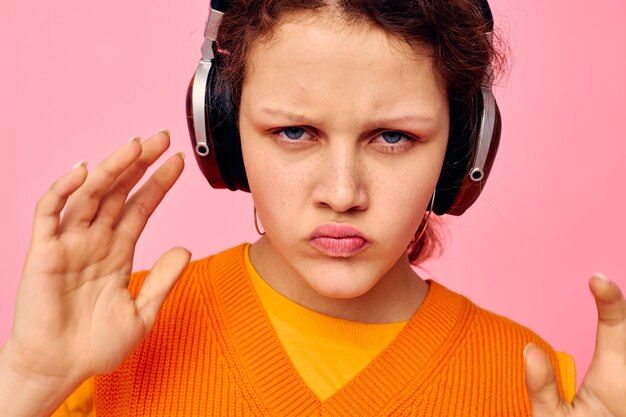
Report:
1,0,624,387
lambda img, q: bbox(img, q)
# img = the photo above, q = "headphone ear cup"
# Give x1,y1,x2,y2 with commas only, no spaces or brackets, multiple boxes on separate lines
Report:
431,96,476,214
206,58,249,191
185,53,250,192
444,101,501,215
432,94,502,215
186,72,226,189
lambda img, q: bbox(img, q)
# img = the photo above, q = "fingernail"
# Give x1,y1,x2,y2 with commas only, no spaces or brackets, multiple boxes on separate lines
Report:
593,272,609,282
176,151,186,160
523,343,535,361
156,129,171,138
72,160,87,170
127,136,141,143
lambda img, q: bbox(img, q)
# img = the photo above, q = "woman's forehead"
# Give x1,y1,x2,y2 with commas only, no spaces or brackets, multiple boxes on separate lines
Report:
241,12,447,122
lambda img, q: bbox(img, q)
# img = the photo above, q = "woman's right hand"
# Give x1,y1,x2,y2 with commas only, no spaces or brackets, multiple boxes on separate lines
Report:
2,130,191,390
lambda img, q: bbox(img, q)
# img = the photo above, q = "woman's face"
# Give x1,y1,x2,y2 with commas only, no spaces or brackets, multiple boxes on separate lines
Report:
239,11,450,299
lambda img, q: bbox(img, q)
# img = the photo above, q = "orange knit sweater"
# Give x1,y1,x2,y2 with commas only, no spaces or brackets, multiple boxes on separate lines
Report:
92,243,567,416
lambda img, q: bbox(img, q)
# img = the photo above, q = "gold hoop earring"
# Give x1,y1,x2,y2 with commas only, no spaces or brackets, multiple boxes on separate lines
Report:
254,206,265,236
410,188,436,245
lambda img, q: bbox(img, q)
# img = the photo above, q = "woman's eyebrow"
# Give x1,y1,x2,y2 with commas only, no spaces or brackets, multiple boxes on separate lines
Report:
258,108,313,124
257,107,437,127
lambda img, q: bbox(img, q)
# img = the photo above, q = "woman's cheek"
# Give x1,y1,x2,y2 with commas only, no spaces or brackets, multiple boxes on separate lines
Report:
251,163,307,230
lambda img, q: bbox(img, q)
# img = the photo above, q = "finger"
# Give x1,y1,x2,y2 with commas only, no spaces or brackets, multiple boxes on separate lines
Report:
134,247,191,333
60,138,143,231
114,152,185,243
590,273,626,358
524,343,565,416
92,130,171,227
32,161,89,241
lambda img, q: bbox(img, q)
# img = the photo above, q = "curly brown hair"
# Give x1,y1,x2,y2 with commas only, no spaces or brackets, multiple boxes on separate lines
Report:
214,0,507,265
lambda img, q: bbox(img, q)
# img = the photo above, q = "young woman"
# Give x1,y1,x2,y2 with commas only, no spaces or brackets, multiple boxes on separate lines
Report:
0,0,624,416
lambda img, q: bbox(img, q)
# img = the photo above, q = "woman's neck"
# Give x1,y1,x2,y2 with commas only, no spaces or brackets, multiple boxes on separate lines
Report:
248,237,429,323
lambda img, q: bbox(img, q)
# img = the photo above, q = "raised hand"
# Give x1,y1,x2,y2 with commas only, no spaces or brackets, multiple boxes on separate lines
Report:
1,131,190,394
525,274,626,416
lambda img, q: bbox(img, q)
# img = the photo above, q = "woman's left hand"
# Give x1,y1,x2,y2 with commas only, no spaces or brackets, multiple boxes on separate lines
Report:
525,274,626,416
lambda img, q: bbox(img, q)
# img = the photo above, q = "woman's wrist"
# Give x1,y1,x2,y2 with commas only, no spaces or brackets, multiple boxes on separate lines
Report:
0,340,79,417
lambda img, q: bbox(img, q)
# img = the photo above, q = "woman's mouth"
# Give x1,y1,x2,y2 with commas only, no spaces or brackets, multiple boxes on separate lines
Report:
309,224,370,257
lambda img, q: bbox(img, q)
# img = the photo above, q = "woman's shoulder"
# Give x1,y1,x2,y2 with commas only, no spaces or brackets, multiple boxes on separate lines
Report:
120,243,250,341
436,284,554,355
431,280,557,350
432,280,575,400
127,243,249,299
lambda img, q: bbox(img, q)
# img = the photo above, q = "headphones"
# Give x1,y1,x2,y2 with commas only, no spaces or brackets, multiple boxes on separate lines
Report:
185,0,501,216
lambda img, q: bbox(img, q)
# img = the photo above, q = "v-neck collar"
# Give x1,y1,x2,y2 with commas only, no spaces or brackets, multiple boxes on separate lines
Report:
199,244,473,416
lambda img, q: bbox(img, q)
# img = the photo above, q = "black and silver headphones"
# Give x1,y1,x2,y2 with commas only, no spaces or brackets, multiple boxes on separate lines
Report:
186,0,501,216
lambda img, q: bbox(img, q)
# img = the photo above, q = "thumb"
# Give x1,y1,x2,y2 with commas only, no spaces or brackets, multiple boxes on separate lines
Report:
134,247,192,333
589,273,626,358
524,343,564,416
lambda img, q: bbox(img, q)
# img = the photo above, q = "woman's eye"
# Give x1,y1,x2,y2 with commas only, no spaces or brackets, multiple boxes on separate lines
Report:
373,131,416,153
270,127,315,147
281,127,306,140
381,131,404,144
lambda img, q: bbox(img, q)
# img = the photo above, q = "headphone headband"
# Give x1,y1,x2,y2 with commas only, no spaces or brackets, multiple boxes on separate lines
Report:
210,0,231,13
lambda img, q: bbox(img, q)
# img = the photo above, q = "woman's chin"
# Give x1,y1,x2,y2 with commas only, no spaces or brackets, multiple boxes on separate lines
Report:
304,274,377,300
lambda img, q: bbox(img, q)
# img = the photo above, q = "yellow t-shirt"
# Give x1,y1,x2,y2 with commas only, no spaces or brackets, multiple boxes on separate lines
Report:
245,244,408,401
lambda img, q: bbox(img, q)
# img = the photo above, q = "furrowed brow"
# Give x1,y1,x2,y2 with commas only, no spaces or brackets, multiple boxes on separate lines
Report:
258,108,437,128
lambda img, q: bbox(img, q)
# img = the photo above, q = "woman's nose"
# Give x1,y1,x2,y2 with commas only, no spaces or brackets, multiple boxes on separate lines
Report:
312,147,369,213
